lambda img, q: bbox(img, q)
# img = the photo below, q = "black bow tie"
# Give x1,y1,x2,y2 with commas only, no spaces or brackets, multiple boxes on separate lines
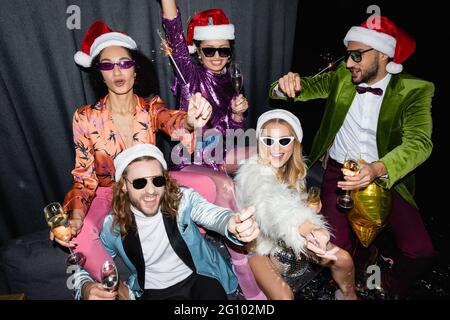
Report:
355,86,383,96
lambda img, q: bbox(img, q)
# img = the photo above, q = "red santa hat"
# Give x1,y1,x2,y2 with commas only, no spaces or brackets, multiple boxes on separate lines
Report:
343,16,416,74
74,20,137,68
186,8,235,54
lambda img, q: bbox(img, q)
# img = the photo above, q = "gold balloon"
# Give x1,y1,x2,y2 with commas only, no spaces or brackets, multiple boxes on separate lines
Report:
348,182,392,247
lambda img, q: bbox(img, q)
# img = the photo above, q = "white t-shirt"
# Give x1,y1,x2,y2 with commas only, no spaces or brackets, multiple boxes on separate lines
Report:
131,205,193,289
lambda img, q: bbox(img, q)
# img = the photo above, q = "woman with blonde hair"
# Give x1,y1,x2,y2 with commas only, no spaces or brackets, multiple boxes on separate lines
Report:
234,109,357,300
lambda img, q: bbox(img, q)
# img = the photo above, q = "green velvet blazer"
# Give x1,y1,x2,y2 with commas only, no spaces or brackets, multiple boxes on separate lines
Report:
270,62,434,207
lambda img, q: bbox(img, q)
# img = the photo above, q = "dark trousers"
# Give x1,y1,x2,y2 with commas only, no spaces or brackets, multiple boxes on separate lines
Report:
321,159,435,297
142,273,228,300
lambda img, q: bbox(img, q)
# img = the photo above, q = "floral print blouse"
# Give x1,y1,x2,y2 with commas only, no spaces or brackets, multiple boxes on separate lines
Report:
63,94,188,215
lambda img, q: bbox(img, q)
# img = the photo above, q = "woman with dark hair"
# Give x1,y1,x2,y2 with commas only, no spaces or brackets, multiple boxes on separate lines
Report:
160,0,252,202
52,20,212,281
88,49,158,100
159,0,264,300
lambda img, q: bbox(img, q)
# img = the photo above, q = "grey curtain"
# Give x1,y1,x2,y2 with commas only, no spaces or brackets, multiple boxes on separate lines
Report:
0,0,298,245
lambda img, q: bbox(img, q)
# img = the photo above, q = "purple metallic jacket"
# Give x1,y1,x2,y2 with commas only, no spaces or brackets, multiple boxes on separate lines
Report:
163,11,245,170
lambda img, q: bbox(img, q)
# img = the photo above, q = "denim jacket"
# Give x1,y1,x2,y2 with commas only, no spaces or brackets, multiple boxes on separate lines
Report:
73,187,241,299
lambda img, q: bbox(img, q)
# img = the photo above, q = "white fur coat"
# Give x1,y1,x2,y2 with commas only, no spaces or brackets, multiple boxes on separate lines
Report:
234,156,328,256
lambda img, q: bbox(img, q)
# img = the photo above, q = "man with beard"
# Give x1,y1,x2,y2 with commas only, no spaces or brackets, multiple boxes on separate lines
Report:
75,144,259,300
270,16,435,299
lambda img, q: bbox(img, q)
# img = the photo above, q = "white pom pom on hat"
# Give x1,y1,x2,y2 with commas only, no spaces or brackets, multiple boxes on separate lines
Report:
74,20,137,68
343,16,416,74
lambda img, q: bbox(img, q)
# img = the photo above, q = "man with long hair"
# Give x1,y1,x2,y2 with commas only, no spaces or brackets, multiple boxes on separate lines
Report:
75,144,259,300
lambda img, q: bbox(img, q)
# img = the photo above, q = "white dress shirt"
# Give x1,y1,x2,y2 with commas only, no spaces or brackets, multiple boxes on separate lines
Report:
329,73,392,164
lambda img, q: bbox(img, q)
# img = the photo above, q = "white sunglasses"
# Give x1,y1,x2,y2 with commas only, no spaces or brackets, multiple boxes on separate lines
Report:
259,136,295,147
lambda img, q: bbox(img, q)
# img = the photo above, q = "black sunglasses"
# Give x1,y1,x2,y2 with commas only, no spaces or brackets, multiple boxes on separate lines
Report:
97,59,135,71
126,176,166,190
345,48,374,63
201,47,232,58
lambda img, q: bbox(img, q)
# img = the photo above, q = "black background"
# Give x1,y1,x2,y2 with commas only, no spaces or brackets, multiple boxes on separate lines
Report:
290,1,449,298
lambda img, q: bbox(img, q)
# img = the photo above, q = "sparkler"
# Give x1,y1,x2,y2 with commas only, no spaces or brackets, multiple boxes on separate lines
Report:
313,55,345,77
208,158,242,222
157,29,187,85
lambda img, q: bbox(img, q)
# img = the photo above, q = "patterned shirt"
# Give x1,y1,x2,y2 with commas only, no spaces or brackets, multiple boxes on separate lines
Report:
63,94,188,214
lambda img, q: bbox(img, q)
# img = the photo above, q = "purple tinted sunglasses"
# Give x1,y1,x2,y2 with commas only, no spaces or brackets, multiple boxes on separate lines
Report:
97,60,135,71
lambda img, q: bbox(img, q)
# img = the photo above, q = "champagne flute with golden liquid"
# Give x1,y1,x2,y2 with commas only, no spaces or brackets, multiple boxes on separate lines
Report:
337,150,361,209
306,186,321,208
44,202,86,266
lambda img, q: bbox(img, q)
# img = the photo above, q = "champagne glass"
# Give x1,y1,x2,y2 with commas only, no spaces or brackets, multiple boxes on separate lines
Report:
337,150,361,209
101,260,119,292
229,62,243,94
44,202,86,266
306,186,321,208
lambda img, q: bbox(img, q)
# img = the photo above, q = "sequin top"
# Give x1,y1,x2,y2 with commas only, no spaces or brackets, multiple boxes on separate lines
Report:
162,10,245,170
